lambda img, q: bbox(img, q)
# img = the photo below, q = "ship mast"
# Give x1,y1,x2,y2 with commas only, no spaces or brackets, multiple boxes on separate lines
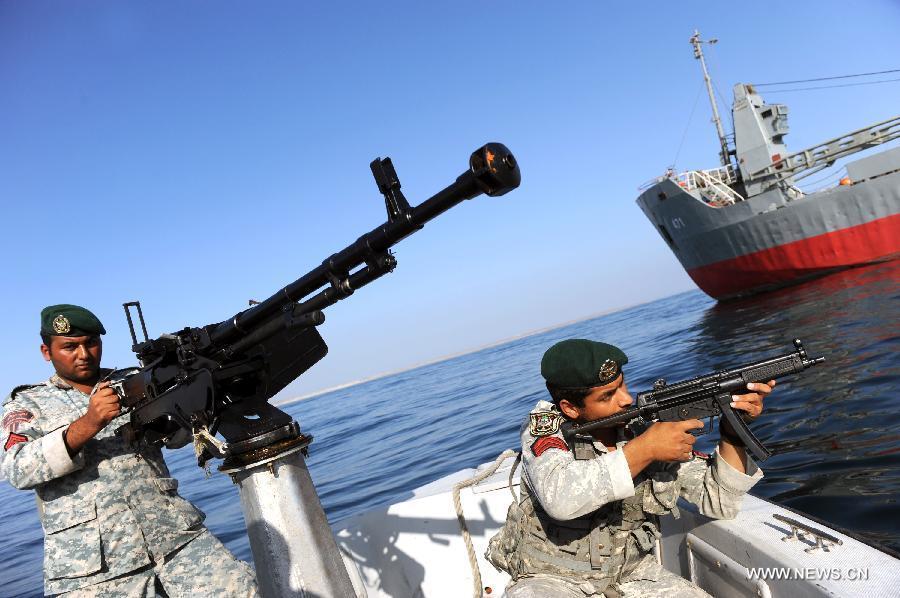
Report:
690,30,731,168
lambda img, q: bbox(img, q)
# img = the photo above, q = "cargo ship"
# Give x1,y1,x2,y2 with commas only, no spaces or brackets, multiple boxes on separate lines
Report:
636,32,900,300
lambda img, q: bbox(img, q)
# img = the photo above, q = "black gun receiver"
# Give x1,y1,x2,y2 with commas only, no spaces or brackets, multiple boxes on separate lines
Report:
109,143,520,467
561,339,824,462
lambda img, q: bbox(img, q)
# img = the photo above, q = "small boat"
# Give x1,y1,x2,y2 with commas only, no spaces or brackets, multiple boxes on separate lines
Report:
335,452,900,596
636,32,900,300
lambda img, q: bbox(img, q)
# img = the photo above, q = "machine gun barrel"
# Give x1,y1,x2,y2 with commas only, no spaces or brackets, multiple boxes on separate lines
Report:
209,143,519,345
116,142,521,451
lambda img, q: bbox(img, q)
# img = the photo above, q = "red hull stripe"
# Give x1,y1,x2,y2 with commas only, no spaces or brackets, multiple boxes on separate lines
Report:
687,213,900,299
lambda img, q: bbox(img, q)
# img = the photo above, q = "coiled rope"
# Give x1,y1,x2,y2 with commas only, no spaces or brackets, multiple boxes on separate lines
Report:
452,449,520,598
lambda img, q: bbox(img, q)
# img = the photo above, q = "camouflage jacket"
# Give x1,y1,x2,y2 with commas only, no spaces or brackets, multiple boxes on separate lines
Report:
1,375,206,595
486,400,763,588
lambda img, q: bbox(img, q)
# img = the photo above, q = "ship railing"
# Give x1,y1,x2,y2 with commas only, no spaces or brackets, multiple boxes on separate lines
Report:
639,164,738,190
674,165,744,206
638,164,744,206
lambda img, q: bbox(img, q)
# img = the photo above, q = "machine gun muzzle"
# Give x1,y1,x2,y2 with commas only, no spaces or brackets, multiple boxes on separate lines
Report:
460,142,521,197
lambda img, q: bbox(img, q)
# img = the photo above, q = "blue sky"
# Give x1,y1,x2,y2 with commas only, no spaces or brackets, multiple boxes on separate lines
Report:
3,1,899,399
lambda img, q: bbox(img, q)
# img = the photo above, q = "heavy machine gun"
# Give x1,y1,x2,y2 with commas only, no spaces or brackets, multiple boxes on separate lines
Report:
109,142,519,466
561,339,824,462
106,143,520,598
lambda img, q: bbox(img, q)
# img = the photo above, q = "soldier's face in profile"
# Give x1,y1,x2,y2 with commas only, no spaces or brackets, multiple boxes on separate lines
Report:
41,335,103,384
561,374,633,424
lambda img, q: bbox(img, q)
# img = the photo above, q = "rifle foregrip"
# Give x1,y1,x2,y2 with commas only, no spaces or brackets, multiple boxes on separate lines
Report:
741,356,803,384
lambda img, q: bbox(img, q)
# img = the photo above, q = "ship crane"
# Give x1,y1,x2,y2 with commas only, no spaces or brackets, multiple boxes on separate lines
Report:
748,114,900,184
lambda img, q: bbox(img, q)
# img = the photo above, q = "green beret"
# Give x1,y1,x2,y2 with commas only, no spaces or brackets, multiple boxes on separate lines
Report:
541,339,628,389
40,304,106,337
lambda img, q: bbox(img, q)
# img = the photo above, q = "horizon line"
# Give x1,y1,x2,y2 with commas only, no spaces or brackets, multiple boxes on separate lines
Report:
274,292,681,407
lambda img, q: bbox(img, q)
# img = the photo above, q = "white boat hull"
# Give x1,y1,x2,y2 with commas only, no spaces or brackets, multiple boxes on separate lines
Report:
335,454,900,597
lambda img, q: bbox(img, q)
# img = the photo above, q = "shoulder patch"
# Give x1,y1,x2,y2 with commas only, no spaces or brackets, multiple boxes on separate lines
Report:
4,433,28,451
2,410,35,433
531,436,569,458
529,411,562,437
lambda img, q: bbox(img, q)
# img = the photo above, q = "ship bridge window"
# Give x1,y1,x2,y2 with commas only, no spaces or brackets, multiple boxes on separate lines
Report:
658,225,676,248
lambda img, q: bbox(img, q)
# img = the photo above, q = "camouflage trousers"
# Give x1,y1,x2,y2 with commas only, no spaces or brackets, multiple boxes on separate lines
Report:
55,530,259,598
505,555,711,598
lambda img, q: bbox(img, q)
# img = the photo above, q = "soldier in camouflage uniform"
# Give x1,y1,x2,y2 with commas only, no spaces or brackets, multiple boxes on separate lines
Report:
1,305,259,597
486,339,774,597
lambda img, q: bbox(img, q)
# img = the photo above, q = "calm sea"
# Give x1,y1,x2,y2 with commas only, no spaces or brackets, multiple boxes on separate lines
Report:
1,260,898,596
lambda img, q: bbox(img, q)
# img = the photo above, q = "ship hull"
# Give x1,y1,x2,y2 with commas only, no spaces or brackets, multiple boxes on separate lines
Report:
637,168,900,300
687,213,900,299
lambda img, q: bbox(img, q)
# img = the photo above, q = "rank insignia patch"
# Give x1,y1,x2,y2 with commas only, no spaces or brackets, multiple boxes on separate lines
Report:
1,410,33,433
531,436,569,457
529,411,562,437
52,314,71,334
4,433,27,451
597,358,620,384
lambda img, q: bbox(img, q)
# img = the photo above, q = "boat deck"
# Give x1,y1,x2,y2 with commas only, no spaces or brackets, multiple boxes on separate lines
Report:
335,453,900,597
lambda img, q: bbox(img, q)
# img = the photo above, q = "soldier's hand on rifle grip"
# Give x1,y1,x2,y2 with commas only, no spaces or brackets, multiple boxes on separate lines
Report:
640,419,705,463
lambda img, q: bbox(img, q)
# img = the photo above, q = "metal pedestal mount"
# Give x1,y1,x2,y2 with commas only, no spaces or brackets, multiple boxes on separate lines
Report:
218,423,360,598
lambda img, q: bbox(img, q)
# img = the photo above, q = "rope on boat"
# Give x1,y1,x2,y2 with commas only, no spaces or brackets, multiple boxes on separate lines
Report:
452,449,519,598
508,452,522,503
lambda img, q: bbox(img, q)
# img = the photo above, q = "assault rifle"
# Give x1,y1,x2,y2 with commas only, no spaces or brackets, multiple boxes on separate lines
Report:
109,143,520,468
561,339,824,462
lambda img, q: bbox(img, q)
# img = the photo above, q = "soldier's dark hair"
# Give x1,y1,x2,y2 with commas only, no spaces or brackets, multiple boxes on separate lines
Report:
547,383,591,409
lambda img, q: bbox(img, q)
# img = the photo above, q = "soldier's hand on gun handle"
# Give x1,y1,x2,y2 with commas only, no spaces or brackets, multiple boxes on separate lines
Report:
63,382,121,456
635,381,775,463
641,419,705,462
86,382,121,431
728,380,775,423
623,419,703,477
